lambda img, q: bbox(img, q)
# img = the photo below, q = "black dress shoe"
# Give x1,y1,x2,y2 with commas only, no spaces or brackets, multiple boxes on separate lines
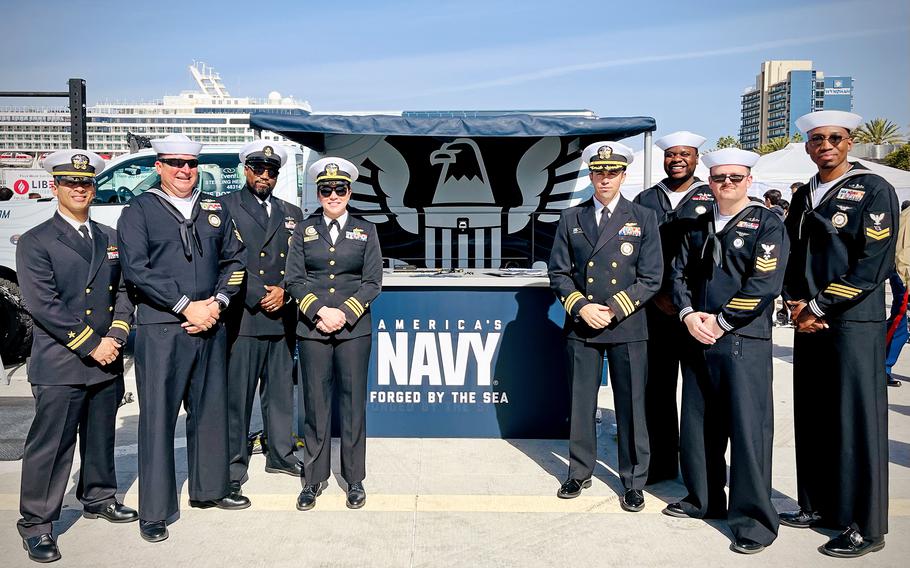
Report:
296,483,323,511
139,520,168,543
557,478,591,499
22,533,61,563
347,482,366,509
620,489,645,512
821,528,885,558
189,492,251,510
779,508,820,528
82,502,139,523
731,537,765,554
265,461,303,477
661,502,691,518
887,374,902,387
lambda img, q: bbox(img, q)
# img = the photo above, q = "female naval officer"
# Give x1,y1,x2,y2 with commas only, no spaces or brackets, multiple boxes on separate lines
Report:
285,157,383,511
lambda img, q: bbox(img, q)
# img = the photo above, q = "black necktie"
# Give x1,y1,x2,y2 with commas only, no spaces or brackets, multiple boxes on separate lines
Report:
78,225,90,240
254,200,269,226
329,219,340,243
597,209,610,235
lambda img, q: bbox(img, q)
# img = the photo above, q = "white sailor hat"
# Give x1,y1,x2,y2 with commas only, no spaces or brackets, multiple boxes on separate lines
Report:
239,140,287,167
42,149,105,178
795,110,863,134
151,133,202,156
701,148,759,169
581,141,634,171
308,157,359,186
655,131,707,151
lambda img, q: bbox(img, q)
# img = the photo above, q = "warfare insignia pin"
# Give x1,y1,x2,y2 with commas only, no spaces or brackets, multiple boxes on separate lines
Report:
208,214,222,227
733,237,745,248
620,242,634,256
285,216,297,230
831,211,848,228
71,154,89,170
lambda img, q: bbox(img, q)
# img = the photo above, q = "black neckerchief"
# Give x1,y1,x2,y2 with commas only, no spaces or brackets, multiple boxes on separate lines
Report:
798,163,869,241
657,178,709,222
701,202,764,268
148,188,203,259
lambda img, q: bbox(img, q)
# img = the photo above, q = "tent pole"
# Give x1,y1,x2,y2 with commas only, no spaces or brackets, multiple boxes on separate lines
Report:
643,131,653,189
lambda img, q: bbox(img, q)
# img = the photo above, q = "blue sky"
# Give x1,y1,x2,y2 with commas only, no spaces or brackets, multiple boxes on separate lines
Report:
2,0,907,148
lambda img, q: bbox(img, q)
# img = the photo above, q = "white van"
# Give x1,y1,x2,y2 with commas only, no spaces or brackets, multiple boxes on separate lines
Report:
0,143,311,361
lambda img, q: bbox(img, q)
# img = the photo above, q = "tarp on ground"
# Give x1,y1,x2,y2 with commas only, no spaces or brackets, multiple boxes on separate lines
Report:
250,112,656,151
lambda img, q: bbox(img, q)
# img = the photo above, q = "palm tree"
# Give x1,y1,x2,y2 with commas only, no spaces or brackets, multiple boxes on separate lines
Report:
853,118,904,145
755,136,792,155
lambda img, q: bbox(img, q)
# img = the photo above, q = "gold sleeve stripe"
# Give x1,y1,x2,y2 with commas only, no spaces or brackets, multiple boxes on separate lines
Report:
110,320,131,333
726,297,761,310
345,298,364,318
67,326,93,350
227,278,244,285
824,283,861,298
613,291,635,317
231,270,245,276
348,296,365,314
564,291,584,314
865,227,891,241
300,293,318,313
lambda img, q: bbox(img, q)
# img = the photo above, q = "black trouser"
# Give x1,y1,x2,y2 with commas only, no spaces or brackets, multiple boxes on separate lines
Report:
678,333,778,546
227,334,296,485
18,378,124,538
135,323,229,522
792,320,889,538
298,334,371,485
643,305,683,482
566,339,649,489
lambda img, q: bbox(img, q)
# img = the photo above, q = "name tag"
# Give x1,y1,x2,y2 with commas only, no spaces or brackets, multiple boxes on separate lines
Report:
572,227,584,234
285,216,297,230
200,201,222,211
346,230,368,242
303,235,319,242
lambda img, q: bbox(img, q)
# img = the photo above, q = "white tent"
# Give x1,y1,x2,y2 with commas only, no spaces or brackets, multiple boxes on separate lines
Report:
752,143,910,201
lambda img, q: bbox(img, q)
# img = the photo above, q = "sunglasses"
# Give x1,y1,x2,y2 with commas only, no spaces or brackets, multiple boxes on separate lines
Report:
319,186,349,197
159,158,199,169
709,173,747,184
247,164,279,177
808,134,848,147
54,176,95,187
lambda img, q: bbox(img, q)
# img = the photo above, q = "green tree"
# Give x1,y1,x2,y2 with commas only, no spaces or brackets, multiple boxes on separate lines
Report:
853,118,904,145
756,136,798,155
884,144,910,171
715,136,741,149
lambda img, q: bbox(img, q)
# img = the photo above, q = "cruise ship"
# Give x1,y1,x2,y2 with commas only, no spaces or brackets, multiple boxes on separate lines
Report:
0,62,311,165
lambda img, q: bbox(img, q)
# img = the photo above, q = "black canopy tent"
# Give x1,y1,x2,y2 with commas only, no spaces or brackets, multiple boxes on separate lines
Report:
248,112,658,268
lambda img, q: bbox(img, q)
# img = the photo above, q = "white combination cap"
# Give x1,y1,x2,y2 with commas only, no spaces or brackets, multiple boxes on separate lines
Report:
151,133,203,157
42,149,105,178
581,141,634,171
239,140,287,167
701,148,759,169
308,157,359,185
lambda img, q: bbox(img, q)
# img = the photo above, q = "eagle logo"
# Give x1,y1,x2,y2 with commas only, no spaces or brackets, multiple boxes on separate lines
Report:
597,146,613,160
870,213,885,229
263,146,273,157
761,243,775,259
71,154,89,170
326,163,339,176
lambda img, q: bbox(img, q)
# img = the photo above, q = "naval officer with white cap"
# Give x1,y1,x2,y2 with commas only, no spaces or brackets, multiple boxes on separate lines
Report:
117,134,248,542
16,150,137,563
548,141,662,511
286,157,383,511
633,131,714,484
780,110,896,558
664,148,787,554
220,141,304,492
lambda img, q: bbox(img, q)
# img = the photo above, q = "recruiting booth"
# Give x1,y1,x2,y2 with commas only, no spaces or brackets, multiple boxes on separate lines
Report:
251,111,657,438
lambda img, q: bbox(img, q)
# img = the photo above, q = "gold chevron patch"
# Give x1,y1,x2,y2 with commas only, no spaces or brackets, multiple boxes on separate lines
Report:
865,227,891,241
726,297,760,310
755,258,778,272
564,291,584,314
613,290,635,317
824,283,861,299
66,325,93,350
300,293,318,313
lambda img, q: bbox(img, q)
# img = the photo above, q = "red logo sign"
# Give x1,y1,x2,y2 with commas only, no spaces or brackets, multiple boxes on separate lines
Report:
12,179,29,194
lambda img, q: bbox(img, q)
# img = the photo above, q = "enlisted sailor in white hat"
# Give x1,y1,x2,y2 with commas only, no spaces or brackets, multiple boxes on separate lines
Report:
664,146,787,554
16,148,138,563
219,140,304,491
633,130,713,484
548,140,663,511
286,156,383,511
117,133,249,542
780,110,896,558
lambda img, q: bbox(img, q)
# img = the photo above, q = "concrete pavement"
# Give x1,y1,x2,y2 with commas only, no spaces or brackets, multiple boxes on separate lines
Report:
1,327,908,567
